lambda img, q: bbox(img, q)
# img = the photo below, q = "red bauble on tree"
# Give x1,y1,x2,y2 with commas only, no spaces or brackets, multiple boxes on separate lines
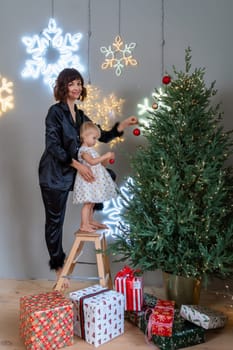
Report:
133,128,141,136
109,158,115,164
162,75,171,85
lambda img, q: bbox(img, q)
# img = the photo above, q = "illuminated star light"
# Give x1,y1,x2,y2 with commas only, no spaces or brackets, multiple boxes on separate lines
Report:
0,75,14,117
21,18,84,90
100,35,137,76
79,84,125,147
101,177,134,237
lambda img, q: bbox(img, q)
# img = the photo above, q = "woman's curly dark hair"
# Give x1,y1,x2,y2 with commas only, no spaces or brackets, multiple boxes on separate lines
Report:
53,68,87,102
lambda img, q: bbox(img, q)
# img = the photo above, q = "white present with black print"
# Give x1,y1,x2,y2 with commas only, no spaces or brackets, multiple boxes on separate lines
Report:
180,304,227,330
70,284,125,347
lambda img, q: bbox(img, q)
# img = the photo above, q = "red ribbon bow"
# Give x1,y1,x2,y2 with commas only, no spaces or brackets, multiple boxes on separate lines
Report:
115,265,142,278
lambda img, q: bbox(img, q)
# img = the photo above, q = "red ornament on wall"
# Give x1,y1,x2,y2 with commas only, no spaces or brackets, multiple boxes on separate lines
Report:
162,75,171,84
133,128,140,136
109,158,115,164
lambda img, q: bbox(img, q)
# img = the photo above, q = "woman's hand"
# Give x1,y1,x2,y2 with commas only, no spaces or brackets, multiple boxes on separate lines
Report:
117,116,138,132
73,161,95,182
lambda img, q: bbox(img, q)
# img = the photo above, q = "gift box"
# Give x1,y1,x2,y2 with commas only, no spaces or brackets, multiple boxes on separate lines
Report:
147,299,175,337
180,304,227,330
125,293,158,330
69,284,124,347
115,265,143,311
143,310,205,350
19,291,73,350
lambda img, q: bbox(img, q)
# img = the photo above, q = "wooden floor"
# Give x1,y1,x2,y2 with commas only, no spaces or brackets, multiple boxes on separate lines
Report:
0,279,233,349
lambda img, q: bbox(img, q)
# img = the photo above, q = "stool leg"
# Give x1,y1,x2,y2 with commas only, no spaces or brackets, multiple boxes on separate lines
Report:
95,237,107,288
54,237,84,291
102,234,113,289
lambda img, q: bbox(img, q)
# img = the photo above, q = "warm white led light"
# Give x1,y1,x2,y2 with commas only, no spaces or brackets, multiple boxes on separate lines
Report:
79,84,124,147
100,35,137,76
21,18,84,90
0,76,14,117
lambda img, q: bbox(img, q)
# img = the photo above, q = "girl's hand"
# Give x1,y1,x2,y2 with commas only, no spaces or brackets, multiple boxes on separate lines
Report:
105,151,115,160
117,116,138,132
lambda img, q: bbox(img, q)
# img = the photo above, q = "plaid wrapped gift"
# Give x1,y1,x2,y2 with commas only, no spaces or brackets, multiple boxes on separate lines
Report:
115,265,143,311
19,291,73,350
180,305,227,329
69,284,124,347
125,293,158,329
143,310,205,350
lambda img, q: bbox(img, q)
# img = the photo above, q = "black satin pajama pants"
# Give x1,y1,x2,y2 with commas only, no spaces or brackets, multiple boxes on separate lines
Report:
40,187,69,270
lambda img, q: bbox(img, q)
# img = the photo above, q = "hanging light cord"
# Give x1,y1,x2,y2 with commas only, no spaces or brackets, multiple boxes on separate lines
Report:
118,0,121,37
87,0,91,84
51,0,54,18
161,0,165,78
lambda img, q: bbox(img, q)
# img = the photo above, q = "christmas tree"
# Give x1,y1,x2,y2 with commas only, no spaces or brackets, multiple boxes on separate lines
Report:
109,48,233,281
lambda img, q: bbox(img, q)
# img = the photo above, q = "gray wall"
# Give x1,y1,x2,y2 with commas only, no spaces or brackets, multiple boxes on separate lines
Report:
0,0,232,284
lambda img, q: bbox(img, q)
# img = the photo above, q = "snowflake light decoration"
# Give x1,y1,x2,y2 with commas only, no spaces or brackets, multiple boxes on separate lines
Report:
79,84,125,147
0,75,14,117
101,177,134,237
137,88,171,129
152,88,171,111
100,35,137,76
21,18,84,90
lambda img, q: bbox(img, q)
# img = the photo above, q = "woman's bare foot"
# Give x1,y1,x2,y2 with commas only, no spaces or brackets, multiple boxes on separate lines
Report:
91,221,109,229
54,267,70,290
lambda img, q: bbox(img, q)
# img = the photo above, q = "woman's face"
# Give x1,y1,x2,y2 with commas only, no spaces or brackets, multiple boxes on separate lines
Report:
67,79,83,101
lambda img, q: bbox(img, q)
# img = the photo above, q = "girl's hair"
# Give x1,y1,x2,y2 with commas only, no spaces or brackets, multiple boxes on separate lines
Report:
53,68,87,102
80,121,101,142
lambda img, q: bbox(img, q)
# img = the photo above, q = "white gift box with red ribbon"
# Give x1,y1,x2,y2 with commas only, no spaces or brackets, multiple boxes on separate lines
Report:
70,285,124,347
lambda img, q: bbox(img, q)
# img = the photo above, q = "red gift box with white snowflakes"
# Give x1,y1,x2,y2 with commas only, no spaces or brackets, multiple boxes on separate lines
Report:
147,299,175,338
114,265,143,311
19,291,74,350
69,284,125,347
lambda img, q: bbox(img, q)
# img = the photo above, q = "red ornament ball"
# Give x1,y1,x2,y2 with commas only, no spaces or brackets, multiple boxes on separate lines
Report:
162,75,171,85
133,128,141,136
109,158,115,164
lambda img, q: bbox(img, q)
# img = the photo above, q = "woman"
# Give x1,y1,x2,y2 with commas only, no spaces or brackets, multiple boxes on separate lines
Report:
38,68,138,284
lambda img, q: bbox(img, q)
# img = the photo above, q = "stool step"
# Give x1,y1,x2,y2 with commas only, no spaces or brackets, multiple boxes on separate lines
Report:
63,276,102,281
54,230,112,292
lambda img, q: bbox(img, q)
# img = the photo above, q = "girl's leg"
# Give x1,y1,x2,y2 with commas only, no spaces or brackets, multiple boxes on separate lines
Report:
90,203,109,229
80,203,96,232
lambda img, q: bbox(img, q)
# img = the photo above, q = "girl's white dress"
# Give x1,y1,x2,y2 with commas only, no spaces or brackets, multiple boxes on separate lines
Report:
73,146,118,204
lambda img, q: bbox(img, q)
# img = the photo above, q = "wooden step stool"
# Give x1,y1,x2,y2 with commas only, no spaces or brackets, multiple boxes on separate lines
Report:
54,230,113,292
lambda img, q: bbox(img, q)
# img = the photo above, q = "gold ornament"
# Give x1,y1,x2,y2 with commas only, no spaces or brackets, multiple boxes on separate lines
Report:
152,102,158,110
